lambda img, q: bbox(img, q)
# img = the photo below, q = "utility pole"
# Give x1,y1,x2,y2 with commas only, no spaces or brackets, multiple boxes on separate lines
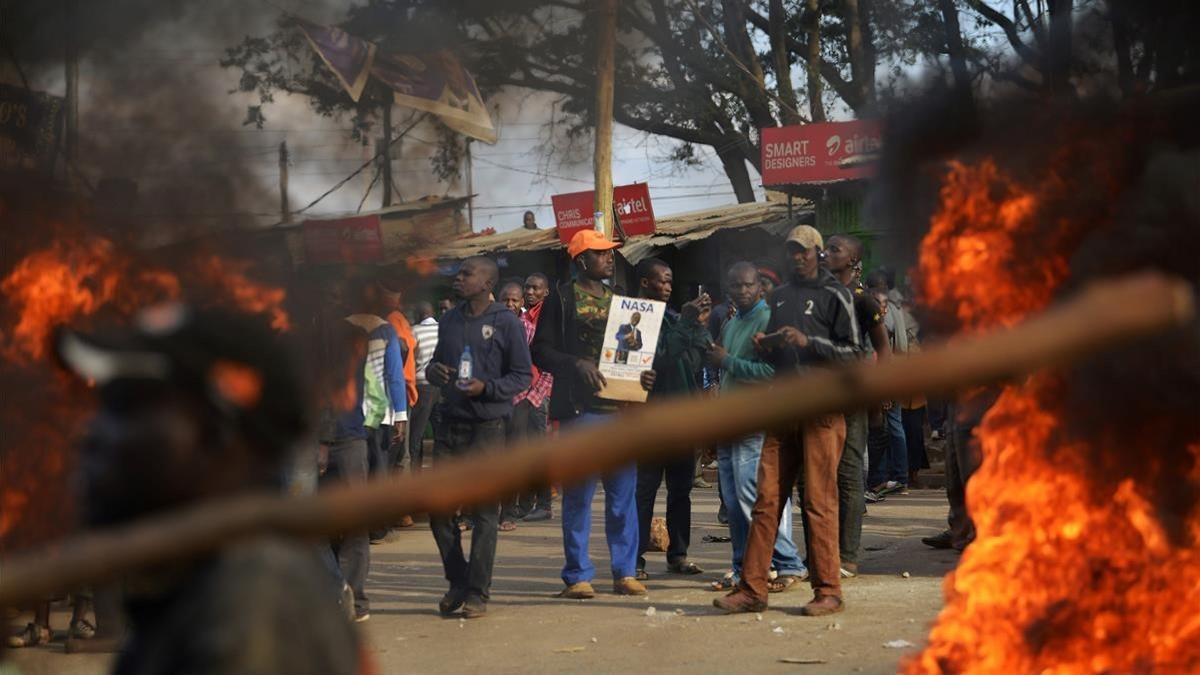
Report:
278,141,290,223
380,90,393,208
465,138,474,230
592,0,618,238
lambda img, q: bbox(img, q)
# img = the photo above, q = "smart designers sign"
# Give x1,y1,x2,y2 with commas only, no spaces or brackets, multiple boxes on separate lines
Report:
760,120,882,185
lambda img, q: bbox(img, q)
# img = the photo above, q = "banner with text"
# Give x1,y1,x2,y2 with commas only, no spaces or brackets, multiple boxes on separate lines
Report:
551,182,656,244
302,214,384,264
760,120,882,185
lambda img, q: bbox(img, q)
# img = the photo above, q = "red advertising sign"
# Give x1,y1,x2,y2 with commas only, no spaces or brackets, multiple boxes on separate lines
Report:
552,182,656,244
302,214,384,264
760,120,882,185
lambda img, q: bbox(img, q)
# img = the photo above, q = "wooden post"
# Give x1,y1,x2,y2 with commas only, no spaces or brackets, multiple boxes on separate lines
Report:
593,0,618,237
465,138,474,230
380,95,393,208
278,141,290,224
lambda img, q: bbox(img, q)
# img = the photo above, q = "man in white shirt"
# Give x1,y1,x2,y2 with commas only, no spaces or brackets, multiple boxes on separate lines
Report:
408,301,441,473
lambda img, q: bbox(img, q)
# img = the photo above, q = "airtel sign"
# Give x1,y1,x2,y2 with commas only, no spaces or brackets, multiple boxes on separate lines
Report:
551,182,656,243
760,119,882,185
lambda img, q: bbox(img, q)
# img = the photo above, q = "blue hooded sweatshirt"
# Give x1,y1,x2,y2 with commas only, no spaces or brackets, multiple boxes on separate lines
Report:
429,302,532,422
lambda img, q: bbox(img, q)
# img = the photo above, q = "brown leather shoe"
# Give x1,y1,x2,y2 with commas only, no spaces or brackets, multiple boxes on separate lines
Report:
799,594,844,616
712,589,767,614
613,577,647,595
557,581,596,599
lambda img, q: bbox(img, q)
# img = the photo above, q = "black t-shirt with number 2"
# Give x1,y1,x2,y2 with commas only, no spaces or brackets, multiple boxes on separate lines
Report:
764,268,861,373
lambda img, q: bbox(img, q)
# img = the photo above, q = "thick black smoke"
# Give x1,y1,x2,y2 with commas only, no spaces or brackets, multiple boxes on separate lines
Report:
872,85,1200,541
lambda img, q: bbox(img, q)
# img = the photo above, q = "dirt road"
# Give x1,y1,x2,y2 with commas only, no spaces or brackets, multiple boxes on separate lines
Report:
7,486,956,674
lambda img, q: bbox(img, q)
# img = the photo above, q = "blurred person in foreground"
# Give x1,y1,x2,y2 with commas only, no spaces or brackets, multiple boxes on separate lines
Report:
714,225,860,617
56,303,361,675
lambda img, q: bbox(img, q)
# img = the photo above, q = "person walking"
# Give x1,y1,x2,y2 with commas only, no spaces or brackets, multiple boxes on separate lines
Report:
714,225,860,617
512,273,556,523
704,261,808,592
634,258,711,579
425,257,533,619
531,230,655,599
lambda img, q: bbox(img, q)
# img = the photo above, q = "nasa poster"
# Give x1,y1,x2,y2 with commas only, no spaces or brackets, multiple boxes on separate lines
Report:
597,295,666,403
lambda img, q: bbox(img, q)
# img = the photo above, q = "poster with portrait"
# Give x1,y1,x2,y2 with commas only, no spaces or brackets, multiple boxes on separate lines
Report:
597,295,666,403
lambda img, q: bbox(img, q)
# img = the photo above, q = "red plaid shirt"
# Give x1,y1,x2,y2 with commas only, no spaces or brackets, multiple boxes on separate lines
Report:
514,303,553,408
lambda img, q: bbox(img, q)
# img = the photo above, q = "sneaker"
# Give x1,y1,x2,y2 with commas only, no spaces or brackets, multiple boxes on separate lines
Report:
839,563,858,578
693,477,712,489
717,503,729,525
930,429,942,441
354,612,370,623
613,577,647,596
7,623,50,649
921,530,954,550
864,490,884,504
439,588,467,615
462,595,487,619
873,481,905,496
557,581,596,599
522,507,552,522
712,589,767,614
799,594,843,616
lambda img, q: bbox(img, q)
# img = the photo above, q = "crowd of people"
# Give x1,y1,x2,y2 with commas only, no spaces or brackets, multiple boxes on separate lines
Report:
8,223,981,670
301,223,958,621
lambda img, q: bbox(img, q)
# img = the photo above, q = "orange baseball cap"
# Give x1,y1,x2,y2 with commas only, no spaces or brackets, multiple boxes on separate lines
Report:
567,229,620,259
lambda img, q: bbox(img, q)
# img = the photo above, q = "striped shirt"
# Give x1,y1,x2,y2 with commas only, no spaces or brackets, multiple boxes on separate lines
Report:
412,317,439,385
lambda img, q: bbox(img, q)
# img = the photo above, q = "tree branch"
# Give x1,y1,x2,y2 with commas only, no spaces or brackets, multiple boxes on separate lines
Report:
962,0,1041,68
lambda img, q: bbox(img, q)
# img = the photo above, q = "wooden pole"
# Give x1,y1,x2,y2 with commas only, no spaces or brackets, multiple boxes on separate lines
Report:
593,0,618,237
380,96,393,208
466,138,474,230
278,141,291,224
0,273,1192,608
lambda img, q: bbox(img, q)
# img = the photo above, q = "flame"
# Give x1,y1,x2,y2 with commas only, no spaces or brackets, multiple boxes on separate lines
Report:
908,160,1200,672
0,237,178,362
0,234,292,552
190,254,291,332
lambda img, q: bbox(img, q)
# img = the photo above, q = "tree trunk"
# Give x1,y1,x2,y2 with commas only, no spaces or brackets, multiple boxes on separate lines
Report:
716,139,756,203
1046,0,1073,94
937,0,971,90
842,0,876,112
770,0,803,125
803,0,826,122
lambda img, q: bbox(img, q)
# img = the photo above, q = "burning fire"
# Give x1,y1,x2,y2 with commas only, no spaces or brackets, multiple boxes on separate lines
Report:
908,160,1200,672
0,233,293,551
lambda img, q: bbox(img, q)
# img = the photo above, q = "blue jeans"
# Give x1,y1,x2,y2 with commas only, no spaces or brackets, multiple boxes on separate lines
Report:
716,432,805,579
884,404,909,483
560,412,640,584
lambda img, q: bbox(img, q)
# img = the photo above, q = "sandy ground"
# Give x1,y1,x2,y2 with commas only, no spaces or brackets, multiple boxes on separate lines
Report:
6,485,957,675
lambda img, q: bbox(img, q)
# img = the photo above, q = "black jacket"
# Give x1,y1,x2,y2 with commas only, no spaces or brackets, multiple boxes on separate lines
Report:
530,280,606,421
428,301,532,422
764,268,861,372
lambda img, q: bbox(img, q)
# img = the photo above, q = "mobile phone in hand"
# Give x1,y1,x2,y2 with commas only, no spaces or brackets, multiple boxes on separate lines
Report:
757,330,787,349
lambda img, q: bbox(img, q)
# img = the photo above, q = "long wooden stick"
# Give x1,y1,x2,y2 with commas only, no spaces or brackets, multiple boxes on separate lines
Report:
0,272,1192,608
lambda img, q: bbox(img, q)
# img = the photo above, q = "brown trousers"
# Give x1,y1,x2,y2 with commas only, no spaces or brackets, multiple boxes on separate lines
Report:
740,414,846,601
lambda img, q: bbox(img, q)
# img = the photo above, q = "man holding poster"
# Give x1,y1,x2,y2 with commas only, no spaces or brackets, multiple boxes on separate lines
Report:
531,230,657,600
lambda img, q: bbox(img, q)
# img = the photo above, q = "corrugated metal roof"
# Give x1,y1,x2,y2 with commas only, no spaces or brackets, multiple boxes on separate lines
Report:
435,200,811,261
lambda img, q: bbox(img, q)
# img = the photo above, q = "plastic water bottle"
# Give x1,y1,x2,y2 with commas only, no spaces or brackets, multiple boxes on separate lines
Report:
593,210,605,233
457,345,473,389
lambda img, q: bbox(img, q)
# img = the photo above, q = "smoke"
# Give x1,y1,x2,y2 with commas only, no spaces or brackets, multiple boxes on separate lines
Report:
872,85,1200,540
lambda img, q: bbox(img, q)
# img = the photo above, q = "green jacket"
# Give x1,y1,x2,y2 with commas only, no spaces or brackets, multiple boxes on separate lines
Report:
718,299,774,390
651,308,710,398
